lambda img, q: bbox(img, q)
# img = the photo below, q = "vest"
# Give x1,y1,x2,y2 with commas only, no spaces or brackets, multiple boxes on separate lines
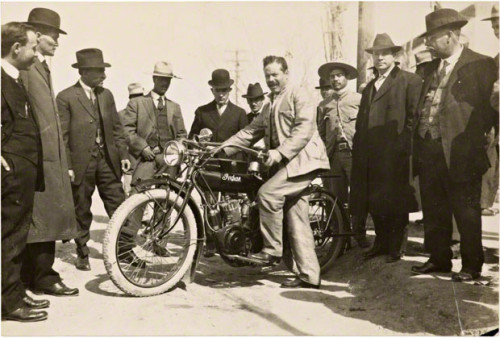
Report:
418,69,442,139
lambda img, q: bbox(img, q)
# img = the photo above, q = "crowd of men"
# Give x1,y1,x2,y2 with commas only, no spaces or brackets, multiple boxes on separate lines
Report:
1,5,498,323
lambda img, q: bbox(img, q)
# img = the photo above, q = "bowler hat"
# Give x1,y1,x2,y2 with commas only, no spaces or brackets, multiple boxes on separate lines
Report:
419,8,468,38
152,61,181,78
71,48,111,69
127,82,144,96
315,78,332,89
482,4,499,21
242,83,267,98
318,61,358,80
365,33,402,54
26,8,66,35
208,69,234,88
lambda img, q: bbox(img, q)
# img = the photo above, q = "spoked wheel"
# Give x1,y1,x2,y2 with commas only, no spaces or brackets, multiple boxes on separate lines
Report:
103,189,197,296
306,186,348,273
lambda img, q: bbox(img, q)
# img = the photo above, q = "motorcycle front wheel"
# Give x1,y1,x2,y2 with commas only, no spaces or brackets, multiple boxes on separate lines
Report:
103,189,197,297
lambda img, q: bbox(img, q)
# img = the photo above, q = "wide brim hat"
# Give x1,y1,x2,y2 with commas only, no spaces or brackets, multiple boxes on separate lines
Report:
152,61,181,79
242,82,267,98
418,8,468,38
26,7,66,35
128,82,144,96
365,33,402,54
315,78,332,89
482,4,499,21
71,48,111,68
208,68,234,88
318,61,358,80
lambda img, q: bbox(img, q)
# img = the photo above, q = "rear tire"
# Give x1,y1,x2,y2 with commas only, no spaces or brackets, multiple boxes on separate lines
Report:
103,189,197,297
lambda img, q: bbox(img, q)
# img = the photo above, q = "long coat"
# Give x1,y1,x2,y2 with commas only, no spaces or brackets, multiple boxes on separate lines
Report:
413,48,498,182
57,82,128,186
20,58,80,243
121,92,187,161
188,100,247,142
225,86,330,178
350,66,422,216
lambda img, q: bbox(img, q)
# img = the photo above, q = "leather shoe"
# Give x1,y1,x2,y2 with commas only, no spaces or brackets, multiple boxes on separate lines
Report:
23,295,49,309
2,306,48,322
75,256,90,271
33,282,79,297
411,261,451,275
248,251,281,265
451,271,480,282
280,278,320,289
355,236,371,249
363,246,383,260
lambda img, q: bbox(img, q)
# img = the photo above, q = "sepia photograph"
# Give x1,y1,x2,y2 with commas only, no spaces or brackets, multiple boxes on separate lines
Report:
1,0,498,335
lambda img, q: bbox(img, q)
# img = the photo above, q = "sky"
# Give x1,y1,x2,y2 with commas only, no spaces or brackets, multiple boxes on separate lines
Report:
2,1,498,128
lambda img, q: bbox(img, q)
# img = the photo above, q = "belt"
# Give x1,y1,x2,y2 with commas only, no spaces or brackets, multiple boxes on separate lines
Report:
335,141,350,151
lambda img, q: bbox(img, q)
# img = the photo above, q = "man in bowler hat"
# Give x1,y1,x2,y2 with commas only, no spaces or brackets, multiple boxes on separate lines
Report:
19,7,80,297
316,61,369,248
350,33,421,263
315,78,334,100
411,9,498,281
1,22,49,322
57,48,131,271
188,69,247,142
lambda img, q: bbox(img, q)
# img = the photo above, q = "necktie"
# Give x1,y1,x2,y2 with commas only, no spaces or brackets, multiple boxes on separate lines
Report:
158,96,164,111
437,60,449,84
90,88,97,106
16,76,28,118
41,60,50,75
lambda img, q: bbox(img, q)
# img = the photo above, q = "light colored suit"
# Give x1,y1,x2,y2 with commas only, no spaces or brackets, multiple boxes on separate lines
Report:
225,85,329,285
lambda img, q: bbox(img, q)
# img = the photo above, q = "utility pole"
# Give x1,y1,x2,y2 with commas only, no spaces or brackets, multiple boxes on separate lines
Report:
323,2,347,62
226,50,246,106
356,2,375,90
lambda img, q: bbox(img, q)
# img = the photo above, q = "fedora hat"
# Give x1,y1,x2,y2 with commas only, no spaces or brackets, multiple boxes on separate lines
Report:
482,4,499,21
71,48,111,69
127,82,144,96
318,61,358,80
26,8,66,35
414,49,433,66
242,83,267,99
208,69,234,88
152,61,181,78
419,8,468,38
315,78,332,89
366,33,402,54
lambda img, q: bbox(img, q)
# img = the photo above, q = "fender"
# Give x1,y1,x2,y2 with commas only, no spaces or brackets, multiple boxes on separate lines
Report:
133,177,204,283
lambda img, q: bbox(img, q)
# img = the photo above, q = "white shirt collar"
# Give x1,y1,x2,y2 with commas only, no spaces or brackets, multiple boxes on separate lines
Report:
36,52,46,63
441,45,463,69
150,91,166,109
1,59,19,80
216,101,228,115
79,78,94,100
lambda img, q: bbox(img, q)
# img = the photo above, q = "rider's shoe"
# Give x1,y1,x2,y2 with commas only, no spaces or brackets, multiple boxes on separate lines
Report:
280,277,320,289
362,246,384,260
247,251,281,266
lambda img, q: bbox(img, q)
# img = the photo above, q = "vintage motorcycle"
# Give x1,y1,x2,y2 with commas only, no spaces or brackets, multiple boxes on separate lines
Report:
103,131,350,296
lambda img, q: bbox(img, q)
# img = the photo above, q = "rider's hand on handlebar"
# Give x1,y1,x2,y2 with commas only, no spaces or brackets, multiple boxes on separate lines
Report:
141,146,156,161
264,149,283,167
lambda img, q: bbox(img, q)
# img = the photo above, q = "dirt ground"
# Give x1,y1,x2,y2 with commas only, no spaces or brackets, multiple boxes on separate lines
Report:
2,193,498,336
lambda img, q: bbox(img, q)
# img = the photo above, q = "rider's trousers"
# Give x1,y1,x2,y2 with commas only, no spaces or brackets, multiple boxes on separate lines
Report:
258,165,320,285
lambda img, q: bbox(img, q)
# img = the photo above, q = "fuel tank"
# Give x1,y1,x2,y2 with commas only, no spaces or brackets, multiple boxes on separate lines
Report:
196,170,264,193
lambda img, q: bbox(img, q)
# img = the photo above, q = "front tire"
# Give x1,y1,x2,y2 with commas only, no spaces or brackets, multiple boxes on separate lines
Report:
103,189,197,297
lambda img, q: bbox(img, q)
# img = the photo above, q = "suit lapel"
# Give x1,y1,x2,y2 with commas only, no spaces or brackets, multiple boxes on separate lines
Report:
218,101,235,130
372,67,398,102
75,82,96,119
144,92,157,125
417,59,440,112
33,58,50,87
445,47,469,93
1,69,23,118
165,99,174,132
207,101,221,127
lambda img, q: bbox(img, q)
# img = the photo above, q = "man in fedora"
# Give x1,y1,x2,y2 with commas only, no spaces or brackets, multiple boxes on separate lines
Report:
316,61,369,248
315,78,334,100
19,7,80,298
1,21,48,323
350,33,421,263
242,82,267,124
188,69,247,142
222,55,330,289
57,48,131,271
411,9,498,281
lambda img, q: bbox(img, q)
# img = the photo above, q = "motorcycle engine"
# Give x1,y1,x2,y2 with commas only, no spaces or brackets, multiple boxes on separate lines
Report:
213,196,248,254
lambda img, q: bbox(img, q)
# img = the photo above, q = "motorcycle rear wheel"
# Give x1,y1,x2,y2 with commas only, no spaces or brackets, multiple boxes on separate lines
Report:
306,187,348,273
103,189,197,297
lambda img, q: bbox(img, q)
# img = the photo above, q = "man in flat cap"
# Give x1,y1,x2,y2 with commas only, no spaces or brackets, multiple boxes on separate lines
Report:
189,69,247,142
315,78,334,100
57,48,131,271
19,7,80,298
350,33,421,263
412,9,498,281
1,21,48,323
316,61,368,248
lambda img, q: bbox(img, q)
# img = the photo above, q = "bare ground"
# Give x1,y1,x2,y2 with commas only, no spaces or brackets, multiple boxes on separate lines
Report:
2,194,498,336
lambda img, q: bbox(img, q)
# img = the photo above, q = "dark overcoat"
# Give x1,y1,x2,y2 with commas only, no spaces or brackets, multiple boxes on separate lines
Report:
350,66,422,216
20,58,80,242
57,82,128,186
